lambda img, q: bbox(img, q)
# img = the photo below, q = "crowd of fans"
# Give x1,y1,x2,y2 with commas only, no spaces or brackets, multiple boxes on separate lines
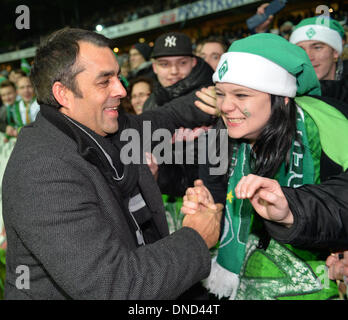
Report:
0,0,189,54
0,1,348,300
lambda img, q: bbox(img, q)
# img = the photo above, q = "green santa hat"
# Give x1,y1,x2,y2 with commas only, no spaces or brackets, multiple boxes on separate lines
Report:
289,17,345,55
213,33,321,98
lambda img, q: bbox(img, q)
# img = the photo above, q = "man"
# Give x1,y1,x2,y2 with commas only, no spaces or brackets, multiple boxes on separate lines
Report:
0,80,18,254
0,76,40,141
198,36,228,71
143,32,214,197
8,69,26,86
144,32,213,111
0,80,20,142
127,42,154,81
0,81,16,109
255,3,348,102
14,76,40,126
289,16,348,106
2,27,222,299
289,17,346,81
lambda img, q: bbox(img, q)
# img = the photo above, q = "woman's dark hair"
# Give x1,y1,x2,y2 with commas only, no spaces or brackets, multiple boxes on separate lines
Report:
217,94,299,183
30,27,111,108
251,95,298,177
128,76,154,99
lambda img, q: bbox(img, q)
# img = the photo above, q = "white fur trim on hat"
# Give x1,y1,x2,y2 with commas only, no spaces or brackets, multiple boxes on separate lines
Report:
289,24,343,55
213,52,297,97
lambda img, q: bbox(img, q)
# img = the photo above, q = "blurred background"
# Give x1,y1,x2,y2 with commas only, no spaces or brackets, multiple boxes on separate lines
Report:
1,0,348,72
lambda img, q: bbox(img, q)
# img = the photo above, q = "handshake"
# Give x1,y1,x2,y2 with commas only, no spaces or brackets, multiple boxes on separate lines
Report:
181,180,224,249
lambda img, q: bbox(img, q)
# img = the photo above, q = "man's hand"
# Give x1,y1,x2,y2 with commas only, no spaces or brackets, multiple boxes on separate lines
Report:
182,179,217,214
183,201,223,249
235,174,294,227
182,179,223,248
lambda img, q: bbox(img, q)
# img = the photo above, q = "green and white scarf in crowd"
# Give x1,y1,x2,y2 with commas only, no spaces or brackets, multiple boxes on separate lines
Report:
204,97,348,300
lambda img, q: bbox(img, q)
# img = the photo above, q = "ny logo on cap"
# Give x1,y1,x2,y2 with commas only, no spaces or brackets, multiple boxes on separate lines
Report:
164,36,177,47
219,60,228,80
306,27,316,39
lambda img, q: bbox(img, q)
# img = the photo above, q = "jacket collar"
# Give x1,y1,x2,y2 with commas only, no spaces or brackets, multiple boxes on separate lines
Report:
39,104,124,181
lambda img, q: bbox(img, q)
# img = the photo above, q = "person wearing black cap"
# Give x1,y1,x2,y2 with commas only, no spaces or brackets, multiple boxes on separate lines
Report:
144,32,213,110
142,32,214,198
127,42,155,81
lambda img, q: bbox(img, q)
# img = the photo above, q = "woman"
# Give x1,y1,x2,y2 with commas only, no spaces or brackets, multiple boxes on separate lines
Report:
182,33,348,300
129,76,153,115
121,76,153,115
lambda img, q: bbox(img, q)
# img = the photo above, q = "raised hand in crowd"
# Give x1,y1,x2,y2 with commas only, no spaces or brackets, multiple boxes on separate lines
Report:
255,3,274,33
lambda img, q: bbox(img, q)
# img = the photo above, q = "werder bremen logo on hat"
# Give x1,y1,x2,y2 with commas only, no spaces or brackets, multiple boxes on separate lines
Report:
219,60,228,80
306,27,316,39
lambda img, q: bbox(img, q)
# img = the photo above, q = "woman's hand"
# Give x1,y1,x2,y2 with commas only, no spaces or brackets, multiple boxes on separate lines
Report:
235,174,294,227
195,86,220,117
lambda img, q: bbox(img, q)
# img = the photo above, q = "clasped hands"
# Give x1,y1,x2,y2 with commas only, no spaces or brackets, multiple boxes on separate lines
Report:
181,180,223,249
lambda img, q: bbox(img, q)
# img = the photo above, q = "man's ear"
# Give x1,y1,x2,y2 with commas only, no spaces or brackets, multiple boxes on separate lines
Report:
192,57,197,67
52,81,71,108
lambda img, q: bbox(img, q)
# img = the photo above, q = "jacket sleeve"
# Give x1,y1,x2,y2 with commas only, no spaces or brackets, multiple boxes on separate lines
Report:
137,90,214,136
264,170,348,250
3,154,211,299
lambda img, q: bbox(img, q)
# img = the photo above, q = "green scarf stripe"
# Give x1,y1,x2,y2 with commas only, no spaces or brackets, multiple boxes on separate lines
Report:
303,111,321,184
217,144,253,273
13,101,24,128
295,96,348,170
217,108,314,275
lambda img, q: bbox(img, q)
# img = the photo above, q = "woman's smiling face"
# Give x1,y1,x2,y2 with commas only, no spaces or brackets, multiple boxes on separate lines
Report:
215,82,272,145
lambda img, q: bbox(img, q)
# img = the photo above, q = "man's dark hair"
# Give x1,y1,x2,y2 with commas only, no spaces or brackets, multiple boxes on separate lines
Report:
199,36,230,53
10,69,27,77
30,27,111,108
0,80,16,90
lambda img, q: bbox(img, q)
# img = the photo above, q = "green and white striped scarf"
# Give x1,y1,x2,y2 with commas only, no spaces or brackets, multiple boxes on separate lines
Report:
205,97,348,299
